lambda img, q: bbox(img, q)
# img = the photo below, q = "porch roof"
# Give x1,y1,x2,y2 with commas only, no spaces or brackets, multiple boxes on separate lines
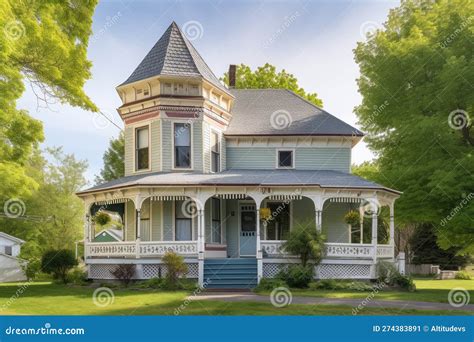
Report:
77,169,401,195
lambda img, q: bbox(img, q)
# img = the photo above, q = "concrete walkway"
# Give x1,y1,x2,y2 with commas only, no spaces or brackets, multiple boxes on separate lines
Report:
189,292,474,312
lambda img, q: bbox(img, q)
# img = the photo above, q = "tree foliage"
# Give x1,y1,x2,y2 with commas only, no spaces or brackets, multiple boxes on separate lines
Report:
0,0,97,201
354,0,474,253
41,249,78,283
282,223,325,267
222,63,323,107
95,132,125,184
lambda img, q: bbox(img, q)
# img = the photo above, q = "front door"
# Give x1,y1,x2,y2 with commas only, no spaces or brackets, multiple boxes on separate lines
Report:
239,203,256,257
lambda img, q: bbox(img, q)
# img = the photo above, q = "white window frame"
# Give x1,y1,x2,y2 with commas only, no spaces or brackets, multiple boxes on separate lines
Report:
134,124,151,172
172,121,193,170
275,148,295,169
210,129,221,173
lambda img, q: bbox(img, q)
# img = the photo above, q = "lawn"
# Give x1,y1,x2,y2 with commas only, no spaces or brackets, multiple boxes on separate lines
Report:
0,280,472,316
284,278,474,304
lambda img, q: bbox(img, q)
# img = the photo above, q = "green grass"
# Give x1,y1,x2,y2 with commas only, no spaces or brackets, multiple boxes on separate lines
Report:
0,280,472,316
278,278,474,304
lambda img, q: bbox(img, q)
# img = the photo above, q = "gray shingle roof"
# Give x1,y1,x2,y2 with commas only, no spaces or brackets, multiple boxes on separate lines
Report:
226,89,363,136
78,169,399,195
120,22,227,92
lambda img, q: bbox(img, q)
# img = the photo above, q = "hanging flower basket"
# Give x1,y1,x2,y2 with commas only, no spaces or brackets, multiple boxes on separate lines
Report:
344,210,360,226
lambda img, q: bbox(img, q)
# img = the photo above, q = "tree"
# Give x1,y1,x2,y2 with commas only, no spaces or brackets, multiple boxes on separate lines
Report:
95,132,125,184
410,223,470,270
222,63,323,107
0,0,98,201
41,249,78,283
354,0,474,253
0,148,88,257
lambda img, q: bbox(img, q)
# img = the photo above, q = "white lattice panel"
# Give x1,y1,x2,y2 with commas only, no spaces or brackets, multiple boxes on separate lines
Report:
315,264,371,279
142,263,198,279
262,263,288,278
89,264,120,280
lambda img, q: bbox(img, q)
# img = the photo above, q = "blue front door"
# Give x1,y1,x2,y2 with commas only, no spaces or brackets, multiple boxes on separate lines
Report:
239,203,256,257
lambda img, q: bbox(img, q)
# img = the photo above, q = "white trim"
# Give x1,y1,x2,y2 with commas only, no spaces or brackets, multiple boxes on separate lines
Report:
133,124,152,172
209,128,222,173
209,197,223,244
275,148,295,169
171,120,194,171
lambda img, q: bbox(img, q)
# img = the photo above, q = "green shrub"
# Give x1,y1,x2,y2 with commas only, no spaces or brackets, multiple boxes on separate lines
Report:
139,277,164,289
67,267,88,285
377,260,415,292
282,223,325,267
455,270,472,280
344,210,360,226
41,250,78,283
22,258,41,280
162,251,188,290
255,278,288,292
278,264,313,288
110,264,135,286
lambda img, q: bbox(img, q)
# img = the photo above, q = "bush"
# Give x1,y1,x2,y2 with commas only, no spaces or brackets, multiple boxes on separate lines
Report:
377,260,415,292
22,258,41,280
344,210,360,226
455,270,472,280
282,223,325,267
41,250,78,283
162,251,188,290
278,264,313,288
68,267,88,285
110,264,135,286
138,277,197,291
254,278,288,292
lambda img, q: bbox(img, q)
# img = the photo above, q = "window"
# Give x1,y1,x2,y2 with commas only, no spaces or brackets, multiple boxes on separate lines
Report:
163,83,172,94
175,200,192,241
265,202,290,240
4,246,12,256
277,150,294,168
135,127,149,170
211,131,220,172
144,89,149,96
211,198,221,243
189,84,199,95
174,123,191,168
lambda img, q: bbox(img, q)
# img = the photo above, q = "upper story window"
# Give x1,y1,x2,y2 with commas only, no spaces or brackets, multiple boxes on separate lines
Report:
135,127,149,170
189,84,199,96
174,123,191,169
211,131,220,173
163,83,172,95
277,150,294,169
143,88,149,96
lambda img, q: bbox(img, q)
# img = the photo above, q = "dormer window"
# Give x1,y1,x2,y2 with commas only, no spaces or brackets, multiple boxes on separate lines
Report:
211,131,220,172
277,149,294,169
135,127,149,170
163,83,172,94
174,123,191,169
189,84,199,95
143,89,149,96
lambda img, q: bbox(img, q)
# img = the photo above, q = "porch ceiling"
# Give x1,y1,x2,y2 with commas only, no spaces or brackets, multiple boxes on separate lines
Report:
77,169,401,196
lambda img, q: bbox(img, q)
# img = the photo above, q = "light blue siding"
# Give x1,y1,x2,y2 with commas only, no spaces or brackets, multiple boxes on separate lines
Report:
225,199,239,257
161,121,172,171
291,197,315,228
226,147,351,172
163,201,173,241
322,202,351,243
151,201,162,241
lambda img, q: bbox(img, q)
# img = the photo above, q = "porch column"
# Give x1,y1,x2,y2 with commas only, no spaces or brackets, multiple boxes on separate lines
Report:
197,208,204,286
136,209,141,258
371,203,378,278
359,206,365,244
389,202,395,246
84,213,91,259
256,208,263,282
315,209,322,232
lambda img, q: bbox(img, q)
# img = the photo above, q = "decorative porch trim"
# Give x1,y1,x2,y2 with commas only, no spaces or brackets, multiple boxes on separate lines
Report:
94,198,131,206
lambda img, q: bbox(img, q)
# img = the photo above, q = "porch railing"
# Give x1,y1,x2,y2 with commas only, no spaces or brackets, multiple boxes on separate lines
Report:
261,241,394,259
86,241,198,258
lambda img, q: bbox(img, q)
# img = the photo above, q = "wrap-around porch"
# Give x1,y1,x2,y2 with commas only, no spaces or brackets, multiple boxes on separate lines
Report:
82,186,399,285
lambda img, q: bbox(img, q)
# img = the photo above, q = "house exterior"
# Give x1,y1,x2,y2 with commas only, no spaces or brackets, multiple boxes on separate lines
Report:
77,21,400,289
0,232,27,282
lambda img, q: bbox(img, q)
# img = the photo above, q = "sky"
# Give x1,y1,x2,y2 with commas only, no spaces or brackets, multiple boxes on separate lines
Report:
18,0,400,184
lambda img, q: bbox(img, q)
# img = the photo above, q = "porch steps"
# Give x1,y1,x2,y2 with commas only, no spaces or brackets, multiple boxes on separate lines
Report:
204,258,258,289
